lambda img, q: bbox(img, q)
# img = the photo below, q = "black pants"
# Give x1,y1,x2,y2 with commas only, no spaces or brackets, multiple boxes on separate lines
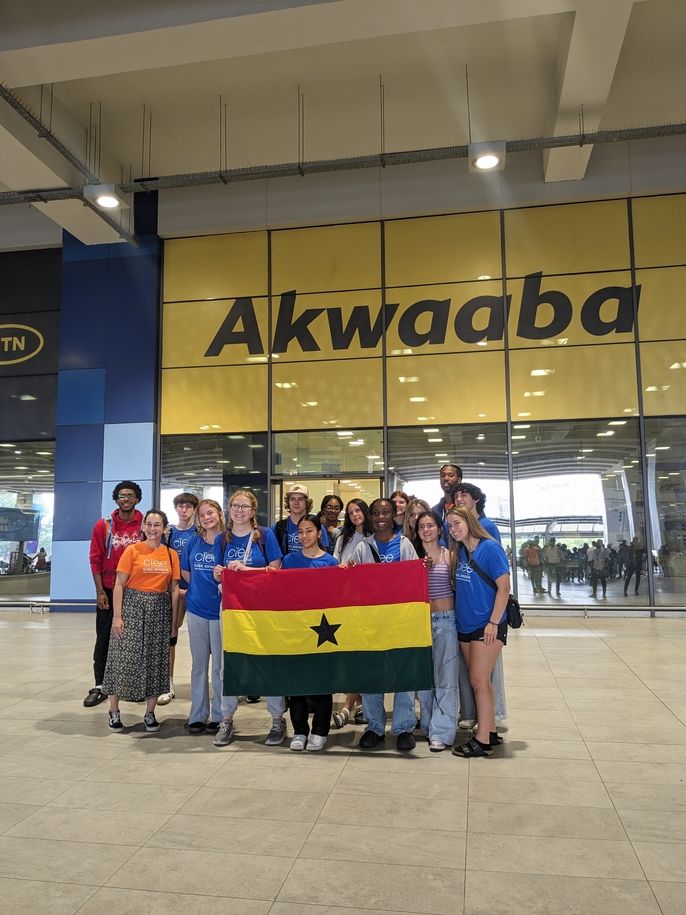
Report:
288,694,333,737
93,587,114,685
590,569,607,597
624,562,641,594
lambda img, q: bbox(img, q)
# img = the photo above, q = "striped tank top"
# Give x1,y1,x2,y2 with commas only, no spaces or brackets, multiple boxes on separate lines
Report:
428,549,453,600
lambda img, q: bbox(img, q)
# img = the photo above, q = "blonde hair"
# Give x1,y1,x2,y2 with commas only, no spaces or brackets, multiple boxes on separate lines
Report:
226,489,260,542
196,499,225,533
446,506,493,584
402,498,431,539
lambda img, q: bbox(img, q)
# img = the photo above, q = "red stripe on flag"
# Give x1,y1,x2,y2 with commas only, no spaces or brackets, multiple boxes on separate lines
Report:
222,559,428,611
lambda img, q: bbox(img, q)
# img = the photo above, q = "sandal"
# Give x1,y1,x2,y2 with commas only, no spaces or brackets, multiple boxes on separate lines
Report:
490,731,503,746
452,737,493,758
332,707,350,729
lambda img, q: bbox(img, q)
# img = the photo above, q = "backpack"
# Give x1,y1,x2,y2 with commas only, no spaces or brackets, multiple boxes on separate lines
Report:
274,518,290,555
102,516,114,559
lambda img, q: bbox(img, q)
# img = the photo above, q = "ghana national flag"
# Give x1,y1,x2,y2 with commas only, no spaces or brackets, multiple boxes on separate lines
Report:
222,559,433,696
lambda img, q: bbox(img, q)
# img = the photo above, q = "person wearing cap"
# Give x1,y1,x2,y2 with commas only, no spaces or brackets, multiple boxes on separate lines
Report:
273,484,329,556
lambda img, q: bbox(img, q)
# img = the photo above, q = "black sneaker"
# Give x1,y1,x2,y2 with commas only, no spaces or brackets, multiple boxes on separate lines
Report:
396,731,416,752
358,730,384,750
144,711,160,732
84,687,107,708
108,710,123,731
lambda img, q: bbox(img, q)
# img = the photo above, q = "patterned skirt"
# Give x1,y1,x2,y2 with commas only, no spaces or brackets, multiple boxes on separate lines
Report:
102,588,171,701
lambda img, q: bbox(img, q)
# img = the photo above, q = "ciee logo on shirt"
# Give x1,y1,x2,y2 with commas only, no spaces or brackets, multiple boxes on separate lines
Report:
224,546,247,562
194,551,215,564
143,557,169,572
379,553,395,563
455,560,472,582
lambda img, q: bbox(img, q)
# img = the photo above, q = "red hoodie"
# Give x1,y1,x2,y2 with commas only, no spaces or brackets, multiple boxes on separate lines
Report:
89,508,144,589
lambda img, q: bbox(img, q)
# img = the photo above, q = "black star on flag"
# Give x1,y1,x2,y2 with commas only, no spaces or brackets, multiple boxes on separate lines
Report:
309,612,341,647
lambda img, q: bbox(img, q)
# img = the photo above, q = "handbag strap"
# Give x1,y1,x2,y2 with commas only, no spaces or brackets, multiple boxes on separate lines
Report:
464,542,498,592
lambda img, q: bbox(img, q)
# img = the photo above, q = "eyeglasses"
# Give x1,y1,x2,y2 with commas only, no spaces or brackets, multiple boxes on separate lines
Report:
231,504,253,512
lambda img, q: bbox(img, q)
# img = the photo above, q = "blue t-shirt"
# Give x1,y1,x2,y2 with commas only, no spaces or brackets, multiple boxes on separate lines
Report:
479,514,502,544
282,551,338,569
181,533,221,620
213,528,282,569
454,539,509,633
273,517,330,555
169,525,195,590
374,533,401,563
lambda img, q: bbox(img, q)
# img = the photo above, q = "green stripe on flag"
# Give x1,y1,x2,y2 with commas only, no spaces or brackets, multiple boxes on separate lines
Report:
223,646,434,697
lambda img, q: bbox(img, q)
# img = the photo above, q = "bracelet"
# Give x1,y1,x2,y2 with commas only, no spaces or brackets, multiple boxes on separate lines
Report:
488,620,498,626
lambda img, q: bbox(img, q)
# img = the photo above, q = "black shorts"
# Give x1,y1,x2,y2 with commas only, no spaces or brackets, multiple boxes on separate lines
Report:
458,620,508,645
169,636,178,647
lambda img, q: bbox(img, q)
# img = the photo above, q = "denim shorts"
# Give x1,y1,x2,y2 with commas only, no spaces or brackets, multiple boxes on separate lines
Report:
458,620,508,645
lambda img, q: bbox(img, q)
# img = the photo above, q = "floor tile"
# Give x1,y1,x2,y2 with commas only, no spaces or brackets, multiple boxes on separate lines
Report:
604,781,686,812
0,802,40,832
84,755,224,787
147,812,310,857
0,750,106,781
595,760,686,786
107,846,293,899
467,834,643,879
0,776,76,806
464,869,660,914
0,877,96,915
47,779,197,815
77,887,271,914
468,756,601,782
179,786,329,822
618,808,686,844
277,858,465,914
468,801,625,839
650,881,686,915
270,905,422,915
493,738,591,760
585,741,686,763
469,776,612,808
204,761,342,793
332,767,467,800
632,842,686,881
6,804,169,846
320,790,467,831
0,836,136,884
300,821,466,868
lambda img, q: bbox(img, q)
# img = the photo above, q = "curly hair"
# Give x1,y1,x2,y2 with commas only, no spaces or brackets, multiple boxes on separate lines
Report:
112,480,142,502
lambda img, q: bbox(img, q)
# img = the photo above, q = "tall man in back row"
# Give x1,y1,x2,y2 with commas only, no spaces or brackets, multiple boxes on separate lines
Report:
431,464,463,524
84,481,143,707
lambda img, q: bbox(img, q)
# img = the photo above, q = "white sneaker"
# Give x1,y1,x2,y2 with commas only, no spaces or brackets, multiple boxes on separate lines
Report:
306,734,327,752
290,734,307,751
157,691,175,705
458,718,476,730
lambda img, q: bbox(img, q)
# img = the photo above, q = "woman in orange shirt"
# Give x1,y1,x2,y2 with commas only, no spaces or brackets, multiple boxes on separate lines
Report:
102,509,180,732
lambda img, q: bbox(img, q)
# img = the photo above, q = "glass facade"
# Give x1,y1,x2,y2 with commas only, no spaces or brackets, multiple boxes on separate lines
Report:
160,194,686,609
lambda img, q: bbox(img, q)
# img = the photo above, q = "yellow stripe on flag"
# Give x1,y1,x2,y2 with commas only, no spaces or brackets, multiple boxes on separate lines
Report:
222,601,431,656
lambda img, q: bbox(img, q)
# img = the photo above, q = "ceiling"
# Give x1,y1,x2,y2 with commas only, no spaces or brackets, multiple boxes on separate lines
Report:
0,0,685,244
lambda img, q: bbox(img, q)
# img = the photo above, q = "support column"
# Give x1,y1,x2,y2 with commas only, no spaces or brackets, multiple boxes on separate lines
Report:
50,195,161,608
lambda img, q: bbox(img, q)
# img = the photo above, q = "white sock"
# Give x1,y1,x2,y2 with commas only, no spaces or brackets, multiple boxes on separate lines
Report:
168,680,174,693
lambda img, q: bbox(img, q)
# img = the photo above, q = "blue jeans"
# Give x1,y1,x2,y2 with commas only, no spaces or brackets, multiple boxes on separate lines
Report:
418,611,458,744
221,694,286,719
187,612,223,724
362,690,416,736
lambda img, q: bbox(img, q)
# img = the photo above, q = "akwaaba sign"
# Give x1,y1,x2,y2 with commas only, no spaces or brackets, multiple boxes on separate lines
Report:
204,273,639,356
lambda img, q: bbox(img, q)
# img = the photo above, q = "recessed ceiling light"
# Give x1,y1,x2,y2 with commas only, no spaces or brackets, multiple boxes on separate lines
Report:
476,341,488,347
248,444,264,449
608,420,627,426
596,431,615,437
477,275,491,280
530,369,555,377
427,438,443,443
275,382,297,389
511,435,526,440
35,451,52,456
422,428,439,433
0,444,15,448
517,412,530,417
409,396,427,403
337,431,353,437
513,424,530,429
216,460,230,464
17,394,37,401
398,376,419,383
228,435,245,439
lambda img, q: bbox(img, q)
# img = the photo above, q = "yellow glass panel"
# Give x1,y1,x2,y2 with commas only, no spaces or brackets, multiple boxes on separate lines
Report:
636,268,686,341
386,352,506,426
271,223,381,294
640,341,686,416
271,359,382,430
163,232,268,302
509,345,638,421
385,212,501,286
505,200,630,276
385,282,505,356
273,290,382,361
632,194,686,268
163,298,268,367
507,272,636,349
160,366,267,434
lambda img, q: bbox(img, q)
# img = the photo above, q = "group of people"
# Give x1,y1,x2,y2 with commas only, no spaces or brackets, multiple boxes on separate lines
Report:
519,534,648,598
85,464,511,758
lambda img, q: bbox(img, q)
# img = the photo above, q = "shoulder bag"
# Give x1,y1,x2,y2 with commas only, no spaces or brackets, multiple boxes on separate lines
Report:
465,545,524,629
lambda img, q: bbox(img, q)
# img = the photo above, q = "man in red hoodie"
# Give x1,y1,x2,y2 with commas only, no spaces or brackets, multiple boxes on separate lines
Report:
84,480,144,707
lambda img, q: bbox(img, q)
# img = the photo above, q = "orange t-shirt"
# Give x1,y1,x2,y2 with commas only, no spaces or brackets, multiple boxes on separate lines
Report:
116,542,180,593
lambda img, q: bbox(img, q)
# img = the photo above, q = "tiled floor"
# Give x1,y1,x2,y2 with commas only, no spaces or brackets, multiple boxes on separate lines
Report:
0,613,685,915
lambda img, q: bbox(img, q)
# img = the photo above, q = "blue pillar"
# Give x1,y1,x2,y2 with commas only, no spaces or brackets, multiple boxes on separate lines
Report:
50,215,161,608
